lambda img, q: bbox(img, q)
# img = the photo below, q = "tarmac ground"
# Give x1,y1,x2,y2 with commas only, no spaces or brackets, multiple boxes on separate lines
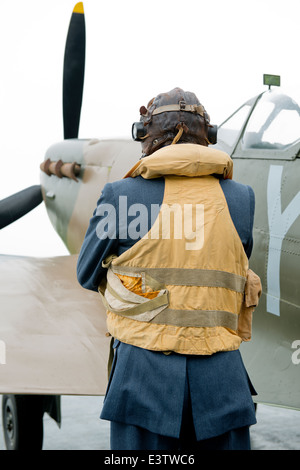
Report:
1,395,300,450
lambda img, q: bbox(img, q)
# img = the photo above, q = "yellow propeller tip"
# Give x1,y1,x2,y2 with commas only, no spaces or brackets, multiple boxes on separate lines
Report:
73,2,84,14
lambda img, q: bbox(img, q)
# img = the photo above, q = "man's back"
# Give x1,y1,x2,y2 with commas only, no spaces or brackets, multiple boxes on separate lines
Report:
77,168,257,441
77,87,257,449
77,175,255,291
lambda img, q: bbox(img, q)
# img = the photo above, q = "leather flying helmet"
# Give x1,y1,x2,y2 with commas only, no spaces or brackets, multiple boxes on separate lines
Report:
132,87,217,156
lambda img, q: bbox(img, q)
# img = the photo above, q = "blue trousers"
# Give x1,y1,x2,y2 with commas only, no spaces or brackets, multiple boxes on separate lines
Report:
110,422,251,451
109,374,251,450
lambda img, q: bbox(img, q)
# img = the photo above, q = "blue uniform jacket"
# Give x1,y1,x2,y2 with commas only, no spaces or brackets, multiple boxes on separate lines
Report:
77,174,257,441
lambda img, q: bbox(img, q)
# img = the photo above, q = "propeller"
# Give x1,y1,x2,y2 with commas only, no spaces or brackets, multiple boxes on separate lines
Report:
0,186,43,230
1,4,85,230
63,2,86,139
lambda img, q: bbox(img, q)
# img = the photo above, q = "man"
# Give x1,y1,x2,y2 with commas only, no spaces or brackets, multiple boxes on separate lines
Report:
77,87,259,450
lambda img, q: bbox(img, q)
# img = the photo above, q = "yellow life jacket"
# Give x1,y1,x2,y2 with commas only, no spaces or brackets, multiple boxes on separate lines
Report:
99,144,253,355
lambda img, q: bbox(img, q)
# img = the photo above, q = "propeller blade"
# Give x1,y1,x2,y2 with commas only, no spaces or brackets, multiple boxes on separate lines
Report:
0,185,43,229
63,2,86,139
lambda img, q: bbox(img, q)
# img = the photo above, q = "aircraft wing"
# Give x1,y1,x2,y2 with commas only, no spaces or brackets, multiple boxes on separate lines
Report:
0,254,109,395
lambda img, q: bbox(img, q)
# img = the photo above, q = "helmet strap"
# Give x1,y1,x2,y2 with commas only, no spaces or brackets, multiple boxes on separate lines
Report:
171,125,184,145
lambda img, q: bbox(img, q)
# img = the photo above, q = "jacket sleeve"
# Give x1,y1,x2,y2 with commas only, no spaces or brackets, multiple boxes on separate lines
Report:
219,179,255,259
76,183,119,292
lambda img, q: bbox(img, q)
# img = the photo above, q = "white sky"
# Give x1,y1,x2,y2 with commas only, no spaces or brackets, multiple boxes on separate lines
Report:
0,0,299,257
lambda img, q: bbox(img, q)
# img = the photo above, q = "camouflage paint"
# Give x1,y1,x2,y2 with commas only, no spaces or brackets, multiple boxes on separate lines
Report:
234,155,300,409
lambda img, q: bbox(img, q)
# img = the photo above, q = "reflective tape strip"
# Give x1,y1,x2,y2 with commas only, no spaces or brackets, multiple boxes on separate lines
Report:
111,266,246,293
151,308,238,330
